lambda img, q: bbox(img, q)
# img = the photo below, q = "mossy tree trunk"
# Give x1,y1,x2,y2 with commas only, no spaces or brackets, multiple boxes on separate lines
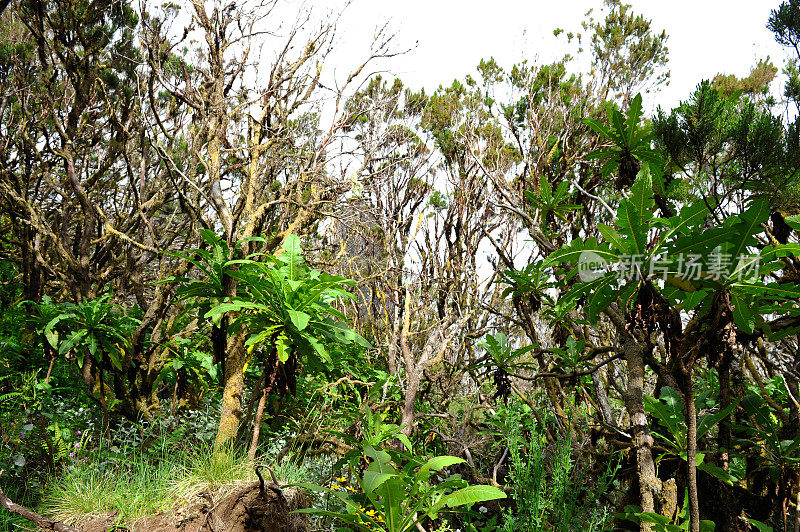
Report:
214,331,248,451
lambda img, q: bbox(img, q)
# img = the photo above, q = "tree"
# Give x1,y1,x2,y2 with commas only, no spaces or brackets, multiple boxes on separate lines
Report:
587,0,670,104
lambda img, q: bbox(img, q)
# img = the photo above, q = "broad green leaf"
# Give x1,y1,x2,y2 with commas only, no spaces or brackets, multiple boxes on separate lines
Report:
616,166,654,255
644,386,685,449
441,485,506,508
730,290,756,335
598,223,627,252
745,519,773,532
542,238,619,268
625,94,644,146
658,201,710,244
725,199,770,271
88,334,97,358
306,336,331,364
697,399,739,440
586,277,617,324
280,234,304,281
582,117,614,140
287,309,311,331
784,214,800,231
396,432,413,452
697,461,738,486
700,521,716,532
681,290,708,311
361,470,396,495
417,456,465,481
667,227,729,258
59,329,88,357
44,313,78,348
276,333,290,363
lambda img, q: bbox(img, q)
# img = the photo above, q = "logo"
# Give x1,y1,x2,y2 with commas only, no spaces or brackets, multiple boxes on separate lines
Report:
578,250,608,282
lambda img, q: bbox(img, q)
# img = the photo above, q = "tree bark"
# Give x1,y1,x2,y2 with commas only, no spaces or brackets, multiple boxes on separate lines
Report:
0,474,79,532
684,375,700,532
624,338,660,530
214,331,247,452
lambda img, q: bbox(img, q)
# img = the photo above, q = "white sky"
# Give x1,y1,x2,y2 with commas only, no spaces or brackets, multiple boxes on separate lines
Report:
306,0,790,110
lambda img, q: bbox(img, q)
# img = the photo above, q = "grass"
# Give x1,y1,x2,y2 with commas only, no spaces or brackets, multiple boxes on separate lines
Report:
38,439,316,528
170,446,257,503
44,452,181,525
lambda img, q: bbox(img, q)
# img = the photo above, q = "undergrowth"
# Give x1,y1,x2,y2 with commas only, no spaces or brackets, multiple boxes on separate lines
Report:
39,435,311,527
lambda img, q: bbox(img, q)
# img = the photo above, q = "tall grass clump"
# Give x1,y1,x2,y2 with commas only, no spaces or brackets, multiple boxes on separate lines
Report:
44,450,179,525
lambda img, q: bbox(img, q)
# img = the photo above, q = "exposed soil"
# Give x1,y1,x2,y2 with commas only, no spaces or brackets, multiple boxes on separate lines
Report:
75,481,308,532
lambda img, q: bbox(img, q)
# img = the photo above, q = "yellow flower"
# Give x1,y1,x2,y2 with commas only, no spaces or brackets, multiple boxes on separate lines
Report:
346,486,356,492
366,509,377,517
330,484,340,490
337,476,348,483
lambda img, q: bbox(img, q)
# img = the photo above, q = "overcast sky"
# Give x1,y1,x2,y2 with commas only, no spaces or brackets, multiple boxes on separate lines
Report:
306,0,789,111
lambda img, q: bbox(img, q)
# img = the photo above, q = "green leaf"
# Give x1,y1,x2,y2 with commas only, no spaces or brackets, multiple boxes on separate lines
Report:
625,94,644,147
441,485,506,508
276,333,290,363
697,399,739,440
667,227,730,258
697,461,738,486
44,313,78,348
598,223,627,252
59,329,88,357
699,521,716,532
644,386,685,450
305,336,331,365
417,456,465,481
730,290,756,335
280,234,304,281
616,165,654,255
542,238,619,269
586,277,617,324
582,117,614,140
681,290,708,311
745,518,773,532
726,199,770,271
783,214,800,231
287,309,311,331
361,470,396,495
658,201,710,244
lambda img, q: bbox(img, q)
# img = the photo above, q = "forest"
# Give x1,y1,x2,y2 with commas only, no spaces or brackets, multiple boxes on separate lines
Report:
1,0,799,530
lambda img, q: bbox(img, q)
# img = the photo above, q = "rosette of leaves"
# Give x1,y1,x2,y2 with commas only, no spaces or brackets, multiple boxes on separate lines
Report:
524,175,582,231
478,333,535,402
583,94,663,189
41,293,139,371
204,234,371,393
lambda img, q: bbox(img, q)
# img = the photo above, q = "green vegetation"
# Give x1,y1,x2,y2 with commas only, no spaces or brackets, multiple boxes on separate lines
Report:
1,0,800,531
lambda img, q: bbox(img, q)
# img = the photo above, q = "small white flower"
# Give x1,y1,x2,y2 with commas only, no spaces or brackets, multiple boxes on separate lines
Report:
478,506,488,514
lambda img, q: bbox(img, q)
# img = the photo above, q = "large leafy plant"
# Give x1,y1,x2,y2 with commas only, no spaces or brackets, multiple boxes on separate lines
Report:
584,94,662,188
174,232,370,395
537,91,800,529
41,293,140,371
543,165,800,335
206,234,371,373
617,490,716,532
295,408,506,532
